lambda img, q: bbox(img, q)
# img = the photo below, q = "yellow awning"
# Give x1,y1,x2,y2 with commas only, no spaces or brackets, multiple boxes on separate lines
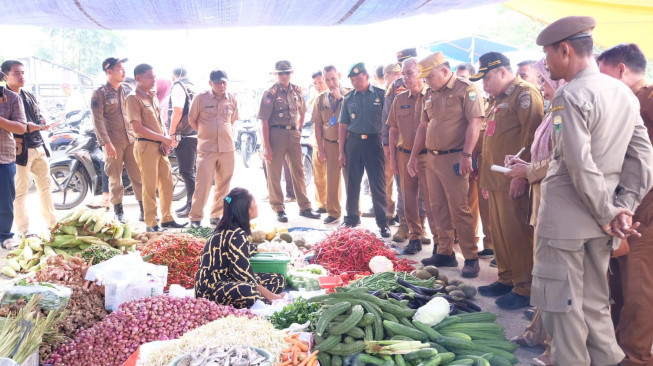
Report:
504,0,653,56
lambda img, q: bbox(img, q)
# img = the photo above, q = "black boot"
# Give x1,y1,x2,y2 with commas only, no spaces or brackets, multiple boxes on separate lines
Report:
138,201,145,222
114,203,126,224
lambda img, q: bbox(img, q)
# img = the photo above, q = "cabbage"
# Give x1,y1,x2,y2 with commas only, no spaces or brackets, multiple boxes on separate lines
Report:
413,297,450,326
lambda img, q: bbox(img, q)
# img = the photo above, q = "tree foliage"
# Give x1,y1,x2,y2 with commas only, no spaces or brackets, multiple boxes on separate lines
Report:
35,28,123,75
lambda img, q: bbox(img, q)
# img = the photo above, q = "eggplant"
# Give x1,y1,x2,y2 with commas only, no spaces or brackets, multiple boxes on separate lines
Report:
407,299,422,309
397,278,444,295
461,299,482,312
388,292,407,301
449,303,459,315
452,301,477,313
368,289,383,297
412,293,433,303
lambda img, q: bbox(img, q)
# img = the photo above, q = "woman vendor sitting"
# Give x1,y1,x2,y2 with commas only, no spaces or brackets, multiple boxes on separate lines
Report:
195,187,285,308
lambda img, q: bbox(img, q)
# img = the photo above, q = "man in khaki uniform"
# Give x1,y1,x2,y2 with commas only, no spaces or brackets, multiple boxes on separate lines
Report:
598,43,653,366
125,64,186,232
472,52,543,309
188,70,238,228
310,70,329,214
91,57,143,223
534,17,653,365
258,60,320,223
313,65,350,224
407,52,483,277
387,57,438,255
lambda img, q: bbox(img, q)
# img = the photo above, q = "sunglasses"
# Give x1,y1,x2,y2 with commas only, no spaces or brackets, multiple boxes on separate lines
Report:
277,71,291,76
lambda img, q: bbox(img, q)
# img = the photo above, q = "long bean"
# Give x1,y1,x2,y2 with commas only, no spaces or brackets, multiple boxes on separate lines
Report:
347,272,435,292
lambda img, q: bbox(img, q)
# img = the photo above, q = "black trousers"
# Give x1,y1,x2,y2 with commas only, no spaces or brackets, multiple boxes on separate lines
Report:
345,135,387,228
174,136,197,204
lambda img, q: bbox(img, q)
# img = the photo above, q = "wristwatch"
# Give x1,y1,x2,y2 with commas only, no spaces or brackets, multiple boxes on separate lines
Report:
462,152,472,158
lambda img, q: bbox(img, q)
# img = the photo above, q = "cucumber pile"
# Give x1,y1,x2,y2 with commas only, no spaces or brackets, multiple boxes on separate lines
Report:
307,288,518,366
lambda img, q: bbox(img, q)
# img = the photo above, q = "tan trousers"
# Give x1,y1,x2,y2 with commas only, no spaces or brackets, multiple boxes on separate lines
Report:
398,152,437,241
488,190,533,296
323,140,343,218
134,141,173,227
385,155,395,217
189,150,235,221
534,236,625,366
313,148,327,210
104,141,142,204
426,153,478,259
613,192,653,366
267,128,310,212
14,146,56,233
469,173,493,250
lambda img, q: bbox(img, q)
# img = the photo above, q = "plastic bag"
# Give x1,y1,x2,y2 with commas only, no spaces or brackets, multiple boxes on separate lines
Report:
1,282,71,310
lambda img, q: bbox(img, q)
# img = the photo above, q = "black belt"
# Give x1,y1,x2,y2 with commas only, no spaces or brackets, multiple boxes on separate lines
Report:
271,125,297,131
348,132,378,140
324,138,338,144
397,147,427,155
137,138,161,144
429,148,463,156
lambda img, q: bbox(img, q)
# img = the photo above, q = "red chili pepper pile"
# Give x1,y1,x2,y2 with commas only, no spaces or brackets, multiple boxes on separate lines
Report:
141,233,205,289
313,227,415,275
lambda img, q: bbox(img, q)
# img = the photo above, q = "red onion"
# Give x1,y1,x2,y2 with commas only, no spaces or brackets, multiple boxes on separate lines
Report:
46,295,254,366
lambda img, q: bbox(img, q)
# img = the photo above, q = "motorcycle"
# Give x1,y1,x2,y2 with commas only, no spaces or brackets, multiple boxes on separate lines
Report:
50,128,187,210
234,117,260,168
48,109,92,153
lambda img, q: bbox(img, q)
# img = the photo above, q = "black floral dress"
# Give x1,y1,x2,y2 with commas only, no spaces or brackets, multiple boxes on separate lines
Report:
194,228,285,308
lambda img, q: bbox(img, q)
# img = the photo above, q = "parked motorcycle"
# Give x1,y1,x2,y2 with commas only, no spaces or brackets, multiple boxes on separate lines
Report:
48,109,92,153
234,117,260,168
50,128,187,210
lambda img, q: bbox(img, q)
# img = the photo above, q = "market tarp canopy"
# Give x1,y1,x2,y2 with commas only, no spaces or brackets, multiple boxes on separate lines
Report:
4,0,501,29
505,0,653,56
429,36,518,64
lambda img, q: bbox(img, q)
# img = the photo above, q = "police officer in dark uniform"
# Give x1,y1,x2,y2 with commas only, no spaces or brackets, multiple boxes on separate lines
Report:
339,62,391,237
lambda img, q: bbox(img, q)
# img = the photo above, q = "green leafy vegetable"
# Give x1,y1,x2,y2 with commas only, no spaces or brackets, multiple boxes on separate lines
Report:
268,297,321,330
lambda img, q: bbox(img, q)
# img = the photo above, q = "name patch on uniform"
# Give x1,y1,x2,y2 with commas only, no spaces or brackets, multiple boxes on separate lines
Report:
468,91,477,101
553,115,562,132
400,105,410,109
551,105,564,112
204,105,214,108
374,97,381,106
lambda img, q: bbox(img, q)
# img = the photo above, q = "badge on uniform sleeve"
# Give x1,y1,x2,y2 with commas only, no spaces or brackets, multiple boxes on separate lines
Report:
468,91,477,101
553,116,562,132
519,91,531,109
265,97,272,105
91,98,99,109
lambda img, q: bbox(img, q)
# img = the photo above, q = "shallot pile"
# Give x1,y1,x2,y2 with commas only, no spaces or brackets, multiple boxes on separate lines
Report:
47,295,254,366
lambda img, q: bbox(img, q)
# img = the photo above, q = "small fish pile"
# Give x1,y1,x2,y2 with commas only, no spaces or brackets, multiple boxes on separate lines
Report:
176,345,268,366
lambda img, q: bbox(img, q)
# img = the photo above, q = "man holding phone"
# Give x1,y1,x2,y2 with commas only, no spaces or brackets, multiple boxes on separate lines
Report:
1,60,57,235
407,52,483,278
0,71,27,250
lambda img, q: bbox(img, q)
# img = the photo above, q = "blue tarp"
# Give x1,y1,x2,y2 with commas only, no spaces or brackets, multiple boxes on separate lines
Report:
4,0,502,30
429,36,518,64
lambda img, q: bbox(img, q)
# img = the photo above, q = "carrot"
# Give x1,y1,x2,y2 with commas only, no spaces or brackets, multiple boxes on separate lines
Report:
308,358,318,366
297,350,319,366
286,338,309,352
277,361,291,366
292,346,302,365
290,333,300,339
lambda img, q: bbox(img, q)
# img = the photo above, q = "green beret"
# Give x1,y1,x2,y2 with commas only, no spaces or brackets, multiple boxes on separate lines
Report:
348,62,367,77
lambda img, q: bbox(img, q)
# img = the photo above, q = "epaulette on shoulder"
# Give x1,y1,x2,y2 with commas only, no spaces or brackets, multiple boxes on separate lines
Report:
292,84,303,95
268,84,278,96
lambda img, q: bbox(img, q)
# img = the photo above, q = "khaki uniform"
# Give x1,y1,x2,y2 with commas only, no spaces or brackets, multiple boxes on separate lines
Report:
383,80,408,218
91,82,143,204
469,101,493,250
534,69,653,365
422,75,484,259
188,90,239,222
611,81,653,366
479,76,543,296
310,93,327,211
312,88,350,218
258,83,310,212
387,87,437,240
124,87,173,227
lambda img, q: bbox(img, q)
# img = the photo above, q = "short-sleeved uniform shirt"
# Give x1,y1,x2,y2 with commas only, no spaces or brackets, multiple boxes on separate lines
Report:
91,82,134,146
422,75,484,151
258,83,306,128
312,87,351,142
382,77,407,145
479,76,544,191
339,83,386,134
124,87,165,137
0,89,27,163
188,90,239,153
386,86,427,150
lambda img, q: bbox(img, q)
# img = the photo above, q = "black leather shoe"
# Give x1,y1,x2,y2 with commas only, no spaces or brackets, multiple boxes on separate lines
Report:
176,204,191,218
403,239,422,254
114,203,126,224
190,221,202,228
146,225,164,232
379,226,391,238
489,259,497,268
431,253,459,267
523,308,536,321
496,292,531,310
277,211,288,223
323,216,338,224
210,217,220,226
478,281,514,297
161,220,188,228
299,209,320,219
175,202,190,214
316,207,327,214
478,248,494,258
462,258,480,278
